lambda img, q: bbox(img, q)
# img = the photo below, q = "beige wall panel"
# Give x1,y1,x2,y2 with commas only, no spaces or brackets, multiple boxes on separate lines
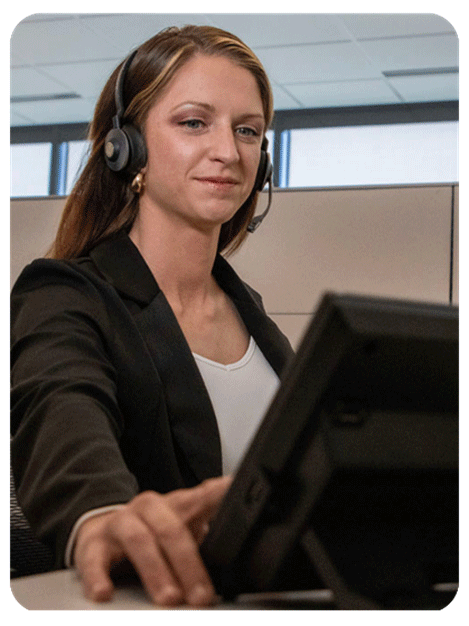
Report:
231,186,453,314
270,314,312,351
452,186,458,305
10,197,66,288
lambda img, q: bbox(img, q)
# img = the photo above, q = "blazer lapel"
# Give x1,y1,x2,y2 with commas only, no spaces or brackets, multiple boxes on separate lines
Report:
134,295,223,482
90,233,222,482
213,255,294,378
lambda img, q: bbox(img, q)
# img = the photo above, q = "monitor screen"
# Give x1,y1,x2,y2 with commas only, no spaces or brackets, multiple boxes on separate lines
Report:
201,293,458,609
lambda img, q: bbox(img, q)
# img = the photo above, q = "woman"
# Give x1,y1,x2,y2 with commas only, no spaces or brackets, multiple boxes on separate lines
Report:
11,25,293,607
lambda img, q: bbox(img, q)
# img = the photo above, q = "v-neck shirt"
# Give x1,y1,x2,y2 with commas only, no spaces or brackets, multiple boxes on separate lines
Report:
193,336,280,475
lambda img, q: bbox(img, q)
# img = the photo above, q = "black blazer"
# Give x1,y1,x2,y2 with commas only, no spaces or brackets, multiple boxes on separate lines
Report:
11,233,294,566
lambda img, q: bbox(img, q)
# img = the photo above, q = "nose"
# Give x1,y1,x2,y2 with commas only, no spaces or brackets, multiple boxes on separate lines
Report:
208,125,240,165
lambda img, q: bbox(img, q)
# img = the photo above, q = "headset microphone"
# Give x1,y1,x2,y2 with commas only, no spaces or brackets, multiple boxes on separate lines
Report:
247,176,272,233
247,136,273,233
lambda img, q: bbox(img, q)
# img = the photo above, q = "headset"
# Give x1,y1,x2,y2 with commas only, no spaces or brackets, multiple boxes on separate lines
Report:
247,136,273,232
104,50,147,178
104,49,273,232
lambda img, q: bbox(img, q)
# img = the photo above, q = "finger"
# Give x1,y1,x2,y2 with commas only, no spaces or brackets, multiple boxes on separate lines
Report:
158,520,215,605
137,494,217,606
110,511,184,606
166,476,232,543
75,535,118,602
166,475,232,525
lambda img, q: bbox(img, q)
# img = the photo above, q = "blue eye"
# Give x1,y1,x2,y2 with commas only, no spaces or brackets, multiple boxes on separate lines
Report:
181,119,204,129
237,127,259,137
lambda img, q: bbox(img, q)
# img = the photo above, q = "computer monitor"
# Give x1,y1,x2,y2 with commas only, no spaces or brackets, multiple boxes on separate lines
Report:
201,293,458,609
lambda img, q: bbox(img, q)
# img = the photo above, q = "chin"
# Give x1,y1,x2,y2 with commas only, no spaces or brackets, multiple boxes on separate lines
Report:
196,201,243,227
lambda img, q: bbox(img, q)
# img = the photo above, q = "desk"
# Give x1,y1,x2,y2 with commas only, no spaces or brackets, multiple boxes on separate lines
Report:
10,570,335,610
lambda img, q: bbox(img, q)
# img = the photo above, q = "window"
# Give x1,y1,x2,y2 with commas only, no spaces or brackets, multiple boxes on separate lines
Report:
65,140,90,194
285,121,458,188
10,143,52,197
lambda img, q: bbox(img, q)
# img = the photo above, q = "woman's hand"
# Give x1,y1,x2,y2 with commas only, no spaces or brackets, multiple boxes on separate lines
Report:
73,476,231,607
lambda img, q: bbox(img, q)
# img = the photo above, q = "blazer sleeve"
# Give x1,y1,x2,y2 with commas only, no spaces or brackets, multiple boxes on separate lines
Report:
11,260,139,567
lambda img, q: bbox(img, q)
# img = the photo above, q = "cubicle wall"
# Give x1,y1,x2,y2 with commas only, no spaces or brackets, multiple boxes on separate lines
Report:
11,196,64,289
11,184,458,348
452,185,459,306
230,185,458,346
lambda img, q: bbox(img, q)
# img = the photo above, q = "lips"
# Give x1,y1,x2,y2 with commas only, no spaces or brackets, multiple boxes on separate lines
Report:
195,176,240,187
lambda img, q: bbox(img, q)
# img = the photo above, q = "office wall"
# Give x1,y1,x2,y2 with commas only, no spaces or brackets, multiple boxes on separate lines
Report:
230,185,457,346
11,184,457,348
452,186,459,306
10,196,64,289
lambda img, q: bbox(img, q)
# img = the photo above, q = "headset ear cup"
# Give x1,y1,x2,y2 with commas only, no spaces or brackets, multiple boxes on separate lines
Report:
104,128,131,172
121,124,147,177
104,124,147,176
254,149,273,191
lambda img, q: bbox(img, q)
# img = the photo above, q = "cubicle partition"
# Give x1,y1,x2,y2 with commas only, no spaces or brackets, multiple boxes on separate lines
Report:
11,184,458,348
231,184,458,346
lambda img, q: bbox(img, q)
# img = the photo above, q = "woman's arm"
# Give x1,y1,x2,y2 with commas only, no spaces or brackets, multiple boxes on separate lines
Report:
11,263,140,563
11,262,231,605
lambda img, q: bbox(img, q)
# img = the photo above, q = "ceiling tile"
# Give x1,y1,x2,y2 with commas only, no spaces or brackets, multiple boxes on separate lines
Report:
19,14,84,23
10,17,122,65
11,67,69,99
339,13,456,39
10,110,36,126
256,41,382,84
41,59,120,99
11,97,95,125
206,13,350,48
359,34,458,72
388,73,459,102
286,79,401,108
270,83,302,110
10,51,29,67
77,14,217,57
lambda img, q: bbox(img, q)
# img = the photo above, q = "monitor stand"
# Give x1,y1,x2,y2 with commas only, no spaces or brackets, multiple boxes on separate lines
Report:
299,526,457,610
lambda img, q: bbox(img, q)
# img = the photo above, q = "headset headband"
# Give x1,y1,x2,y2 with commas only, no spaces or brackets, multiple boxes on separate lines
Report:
113,49,138,126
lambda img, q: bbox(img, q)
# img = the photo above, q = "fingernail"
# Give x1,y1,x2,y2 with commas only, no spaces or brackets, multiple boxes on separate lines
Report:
155,585,183,606
89,582,112,602
187,584,214,606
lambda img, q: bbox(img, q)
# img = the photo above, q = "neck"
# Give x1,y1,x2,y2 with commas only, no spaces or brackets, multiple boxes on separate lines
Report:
129,208,221,310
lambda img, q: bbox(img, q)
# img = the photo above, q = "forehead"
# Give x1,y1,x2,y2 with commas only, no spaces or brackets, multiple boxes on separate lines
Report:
154,53,264,113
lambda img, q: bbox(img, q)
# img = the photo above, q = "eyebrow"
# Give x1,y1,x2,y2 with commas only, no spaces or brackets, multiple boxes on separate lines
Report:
171,101,215,113
171,101,264,120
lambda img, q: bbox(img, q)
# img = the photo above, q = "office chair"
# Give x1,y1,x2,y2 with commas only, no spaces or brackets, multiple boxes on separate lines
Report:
10,466,54,578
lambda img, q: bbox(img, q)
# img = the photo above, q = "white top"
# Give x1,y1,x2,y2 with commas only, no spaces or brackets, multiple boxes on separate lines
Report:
193,336,280,475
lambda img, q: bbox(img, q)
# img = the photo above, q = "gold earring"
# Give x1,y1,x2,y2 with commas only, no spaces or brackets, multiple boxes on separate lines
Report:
130,171,144,194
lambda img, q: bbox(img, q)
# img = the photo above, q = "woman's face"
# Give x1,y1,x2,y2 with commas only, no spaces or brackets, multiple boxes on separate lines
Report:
139,53,265,232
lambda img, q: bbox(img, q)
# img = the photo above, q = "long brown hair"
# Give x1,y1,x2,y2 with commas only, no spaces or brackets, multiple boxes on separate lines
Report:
49,25,273,260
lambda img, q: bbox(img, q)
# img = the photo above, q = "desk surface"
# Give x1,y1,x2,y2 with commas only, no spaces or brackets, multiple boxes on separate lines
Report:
10,570,335,610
